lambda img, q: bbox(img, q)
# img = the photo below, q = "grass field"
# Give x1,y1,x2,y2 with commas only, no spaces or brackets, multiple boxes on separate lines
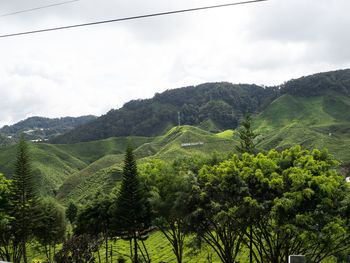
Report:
27,230,339,263
27,230,247,263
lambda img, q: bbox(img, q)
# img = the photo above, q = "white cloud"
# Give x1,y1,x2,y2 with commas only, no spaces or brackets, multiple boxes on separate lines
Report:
0,0,349,127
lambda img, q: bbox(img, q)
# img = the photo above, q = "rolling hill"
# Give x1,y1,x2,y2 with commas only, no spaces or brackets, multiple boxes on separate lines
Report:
2,69,350,202
254,91,350,163
55,125,239,203
0,115,96,144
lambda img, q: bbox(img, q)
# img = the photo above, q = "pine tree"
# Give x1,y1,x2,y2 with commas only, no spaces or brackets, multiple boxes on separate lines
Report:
65,201,78,225
10,135,39,263
110,140,151,263
235,113,257,263
235,113,257,154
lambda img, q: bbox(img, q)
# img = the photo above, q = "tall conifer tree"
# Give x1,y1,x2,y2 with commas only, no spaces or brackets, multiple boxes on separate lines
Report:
235,113,257,263
10,135,38,263
235,113,257,154
110,140,151,263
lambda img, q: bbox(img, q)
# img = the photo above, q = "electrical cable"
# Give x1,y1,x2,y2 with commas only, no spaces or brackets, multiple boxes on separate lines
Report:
0,0,79,18
0,0,267,38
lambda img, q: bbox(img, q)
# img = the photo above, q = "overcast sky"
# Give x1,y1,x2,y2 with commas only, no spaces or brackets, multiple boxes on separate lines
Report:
0,0,349,127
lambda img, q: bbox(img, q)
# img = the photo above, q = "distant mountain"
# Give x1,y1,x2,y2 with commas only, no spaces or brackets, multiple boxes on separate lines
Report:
0,133,12,146
281,68,350,97
0,115,96,144
51,83,279,144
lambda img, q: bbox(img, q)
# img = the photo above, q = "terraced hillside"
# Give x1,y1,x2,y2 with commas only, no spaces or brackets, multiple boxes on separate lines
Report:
0,143,86,196
56,125,239,203
254,92,350,164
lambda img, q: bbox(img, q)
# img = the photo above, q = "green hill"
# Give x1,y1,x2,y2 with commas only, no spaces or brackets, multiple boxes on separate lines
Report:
254,92,350,165
0,115,96,144
56,125,239,203
2,69,350,201
281,68,350,97
0,143,87,196
51,82,278,144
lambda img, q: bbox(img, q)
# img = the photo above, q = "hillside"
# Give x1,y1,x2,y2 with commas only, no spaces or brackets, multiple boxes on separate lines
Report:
0,115,96,144
56,125,239,203
51,82,279,144
51,69,350,145
281,69,350,97
0,142,87,196
254,91,350,163
2,69,350,201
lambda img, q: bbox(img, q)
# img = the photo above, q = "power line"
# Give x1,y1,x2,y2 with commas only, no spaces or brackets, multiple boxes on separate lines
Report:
0,0,268,39
0,0,79,18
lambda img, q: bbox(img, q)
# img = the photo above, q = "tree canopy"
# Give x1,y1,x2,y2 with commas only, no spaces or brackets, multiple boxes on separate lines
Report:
194,146,350,262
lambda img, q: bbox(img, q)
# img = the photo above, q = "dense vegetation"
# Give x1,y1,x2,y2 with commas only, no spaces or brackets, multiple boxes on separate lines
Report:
51,83,279,144
2,137,350,263
0,115,96,144
281,69,350,97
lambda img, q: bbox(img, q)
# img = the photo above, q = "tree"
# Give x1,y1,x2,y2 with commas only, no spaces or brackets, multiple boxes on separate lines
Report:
192,160,248,263
109,140,152,263
54,233,101,263
10,135,39,263
235,113,257,154
75,193,113,263
0,174,11,228
33,198,67,262
66,201,78,225
0,174,13,262
140,159,196,263
235,112,257,263
246,146,350,262
197,146,350,262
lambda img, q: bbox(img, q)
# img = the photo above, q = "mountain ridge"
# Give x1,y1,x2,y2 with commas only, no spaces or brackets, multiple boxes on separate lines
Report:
0,115,96,144
51,69,350,144
51,82,279,144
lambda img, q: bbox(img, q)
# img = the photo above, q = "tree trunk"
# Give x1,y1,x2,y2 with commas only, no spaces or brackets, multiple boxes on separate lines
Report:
250,227,253,263
22,234,27,263
110,243,113,263
105,234,108,263
134,234,138,263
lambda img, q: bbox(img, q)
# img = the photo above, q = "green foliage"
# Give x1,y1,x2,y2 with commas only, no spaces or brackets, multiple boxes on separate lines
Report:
236,113,257,154
0,142,86,197
33,198,67,262
140,159,197,263
193,157,249,263
195,145,349,263
10,135,39,263
0,174,13,262
281,69,350,97
0,173,11,223
66,201,78,225
75,193,113,263
0,134,15,146
54,234,102,263
109,141,152,263
51,82,278,144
